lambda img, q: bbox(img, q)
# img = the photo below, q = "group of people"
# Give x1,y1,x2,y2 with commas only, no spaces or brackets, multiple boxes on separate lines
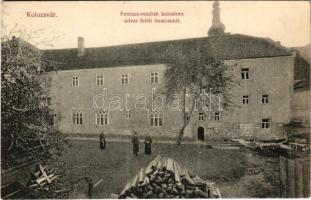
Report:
131,131,152,156
99,131,153,156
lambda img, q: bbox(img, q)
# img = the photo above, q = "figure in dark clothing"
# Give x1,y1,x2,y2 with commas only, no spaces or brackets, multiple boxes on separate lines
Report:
131,132,139,156
99,132,106,150
144,135,152,155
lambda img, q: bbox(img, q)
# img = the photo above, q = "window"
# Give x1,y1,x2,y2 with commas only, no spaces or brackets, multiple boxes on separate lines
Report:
199,112,204,121
261,118,270,129
96,75,104,86
241,68,249,80
121,74,129,85
47,97,52,106
262,95,269,104
72,110,83,125
96,110,108,126
44,77,52,88
125,110,132,119
151,72,159,84
215,112,220,121
48,110,54,126
242,95,249,104
150,112,163,126
185,112,189,122
72,76,79,87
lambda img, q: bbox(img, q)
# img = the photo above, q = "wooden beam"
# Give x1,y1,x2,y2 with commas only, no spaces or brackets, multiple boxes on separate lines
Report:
39,164,51,184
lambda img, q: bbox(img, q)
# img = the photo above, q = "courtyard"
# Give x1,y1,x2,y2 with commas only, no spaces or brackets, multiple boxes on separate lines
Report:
56,139,280,198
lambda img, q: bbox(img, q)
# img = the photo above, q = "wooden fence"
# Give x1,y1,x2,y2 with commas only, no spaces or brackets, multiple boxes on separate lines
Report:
279,156,310,197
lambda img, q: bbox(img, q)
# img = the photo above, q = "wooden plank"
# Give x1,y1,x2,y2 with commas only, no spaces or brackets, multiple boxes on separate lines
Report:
93,179,103,188
3,189,21,199
39,165,51,184
302,161,310,197
295,159,304,197
279,156,287,197
287,159,296,198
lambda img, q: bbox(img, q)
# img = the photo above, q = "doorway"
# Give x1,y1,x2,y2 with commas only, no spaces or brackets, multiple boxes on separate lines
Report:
197,127,204,141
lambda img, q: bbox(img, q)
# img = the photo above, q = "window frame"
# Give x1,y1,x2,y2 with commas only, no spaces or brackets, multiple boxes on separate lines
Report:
261,94,269,104
96,74,104,86
214,112,220,121
242,95,249,105
150,72,159,84
121,74,129,85
241,68,249,80
198,112,204,121
95,110,109,126
72,76,79,87
150,112,163,127
72,110,83,125
261,118,270,129
125,110,132,119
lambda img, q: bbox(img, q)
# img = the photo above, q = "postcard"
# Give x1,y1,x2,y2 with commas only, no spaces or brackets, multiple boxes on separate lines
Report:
1,1,310,199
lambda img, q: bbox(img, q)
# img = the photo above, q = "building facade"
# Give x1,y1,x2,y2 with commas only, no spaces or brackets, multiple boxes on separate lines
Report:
41,2,294,140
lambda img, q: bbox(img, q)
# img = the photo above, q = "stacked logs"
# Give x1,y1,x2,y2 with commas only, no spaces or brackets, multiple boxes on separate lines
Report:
119,155,221,198
28,165,59,189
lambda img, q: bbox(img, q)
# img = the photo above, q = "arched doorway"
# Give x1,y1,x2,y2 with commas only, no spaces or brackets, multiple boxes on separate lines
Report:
197,127,204,141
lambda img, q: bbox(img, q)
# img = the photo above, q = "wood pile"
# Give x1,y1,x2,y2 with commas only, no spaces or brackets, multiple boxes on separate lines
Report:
28,164,59,190
119,155,221,198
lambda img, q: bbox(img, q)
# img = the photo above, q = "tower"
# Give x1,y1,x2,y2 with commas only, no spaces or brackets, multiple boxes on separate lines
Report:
208,1,225,37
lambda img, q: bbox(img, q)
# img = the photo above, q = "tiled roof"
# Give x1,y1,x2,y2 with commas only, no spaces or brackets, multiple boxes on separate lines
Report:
42,34,292,71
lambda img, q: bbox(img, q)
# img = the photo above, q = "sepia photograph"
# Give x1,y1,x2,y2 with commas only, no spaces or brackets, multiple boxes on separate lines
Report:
1,1,310,199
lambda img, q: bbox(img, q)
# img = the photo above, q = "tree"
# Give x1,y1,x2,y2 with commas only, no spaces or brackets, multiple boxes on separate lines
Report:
1,34,68,168
163,45,235,144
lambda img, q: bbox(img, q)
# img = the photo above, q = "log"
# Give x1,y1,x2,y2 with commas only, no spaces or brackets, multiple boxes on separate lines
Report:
39,175,59,187
138,168,145,183
162,157,168,169
166,158,174,172
39,164,51,184
36,173,54,184
173,162,181,186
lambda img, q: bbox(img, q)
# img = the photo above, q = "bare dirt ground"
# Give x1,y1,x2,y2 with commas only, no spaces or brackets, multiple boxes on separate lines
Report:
55,140,280,198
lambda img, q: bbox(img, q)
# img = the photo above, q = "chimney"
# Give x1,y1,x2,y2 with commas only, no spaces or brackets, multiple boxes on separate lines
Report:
77,37,85,56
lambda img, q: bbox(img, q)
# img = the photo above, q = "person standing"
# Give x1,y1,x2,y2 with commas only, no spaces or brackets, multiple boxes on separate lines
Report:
144,135,152,155
131,131,139,156
99,132,106,150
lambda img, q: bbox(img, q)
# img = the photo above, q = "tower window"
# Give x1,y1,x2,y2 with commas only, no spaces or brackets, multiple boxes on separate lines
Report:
241,68,249,80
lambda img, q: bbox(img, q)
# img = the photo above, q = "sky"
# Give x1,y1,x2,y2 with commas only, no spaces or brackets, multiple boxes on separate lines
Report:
2,1,310,49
